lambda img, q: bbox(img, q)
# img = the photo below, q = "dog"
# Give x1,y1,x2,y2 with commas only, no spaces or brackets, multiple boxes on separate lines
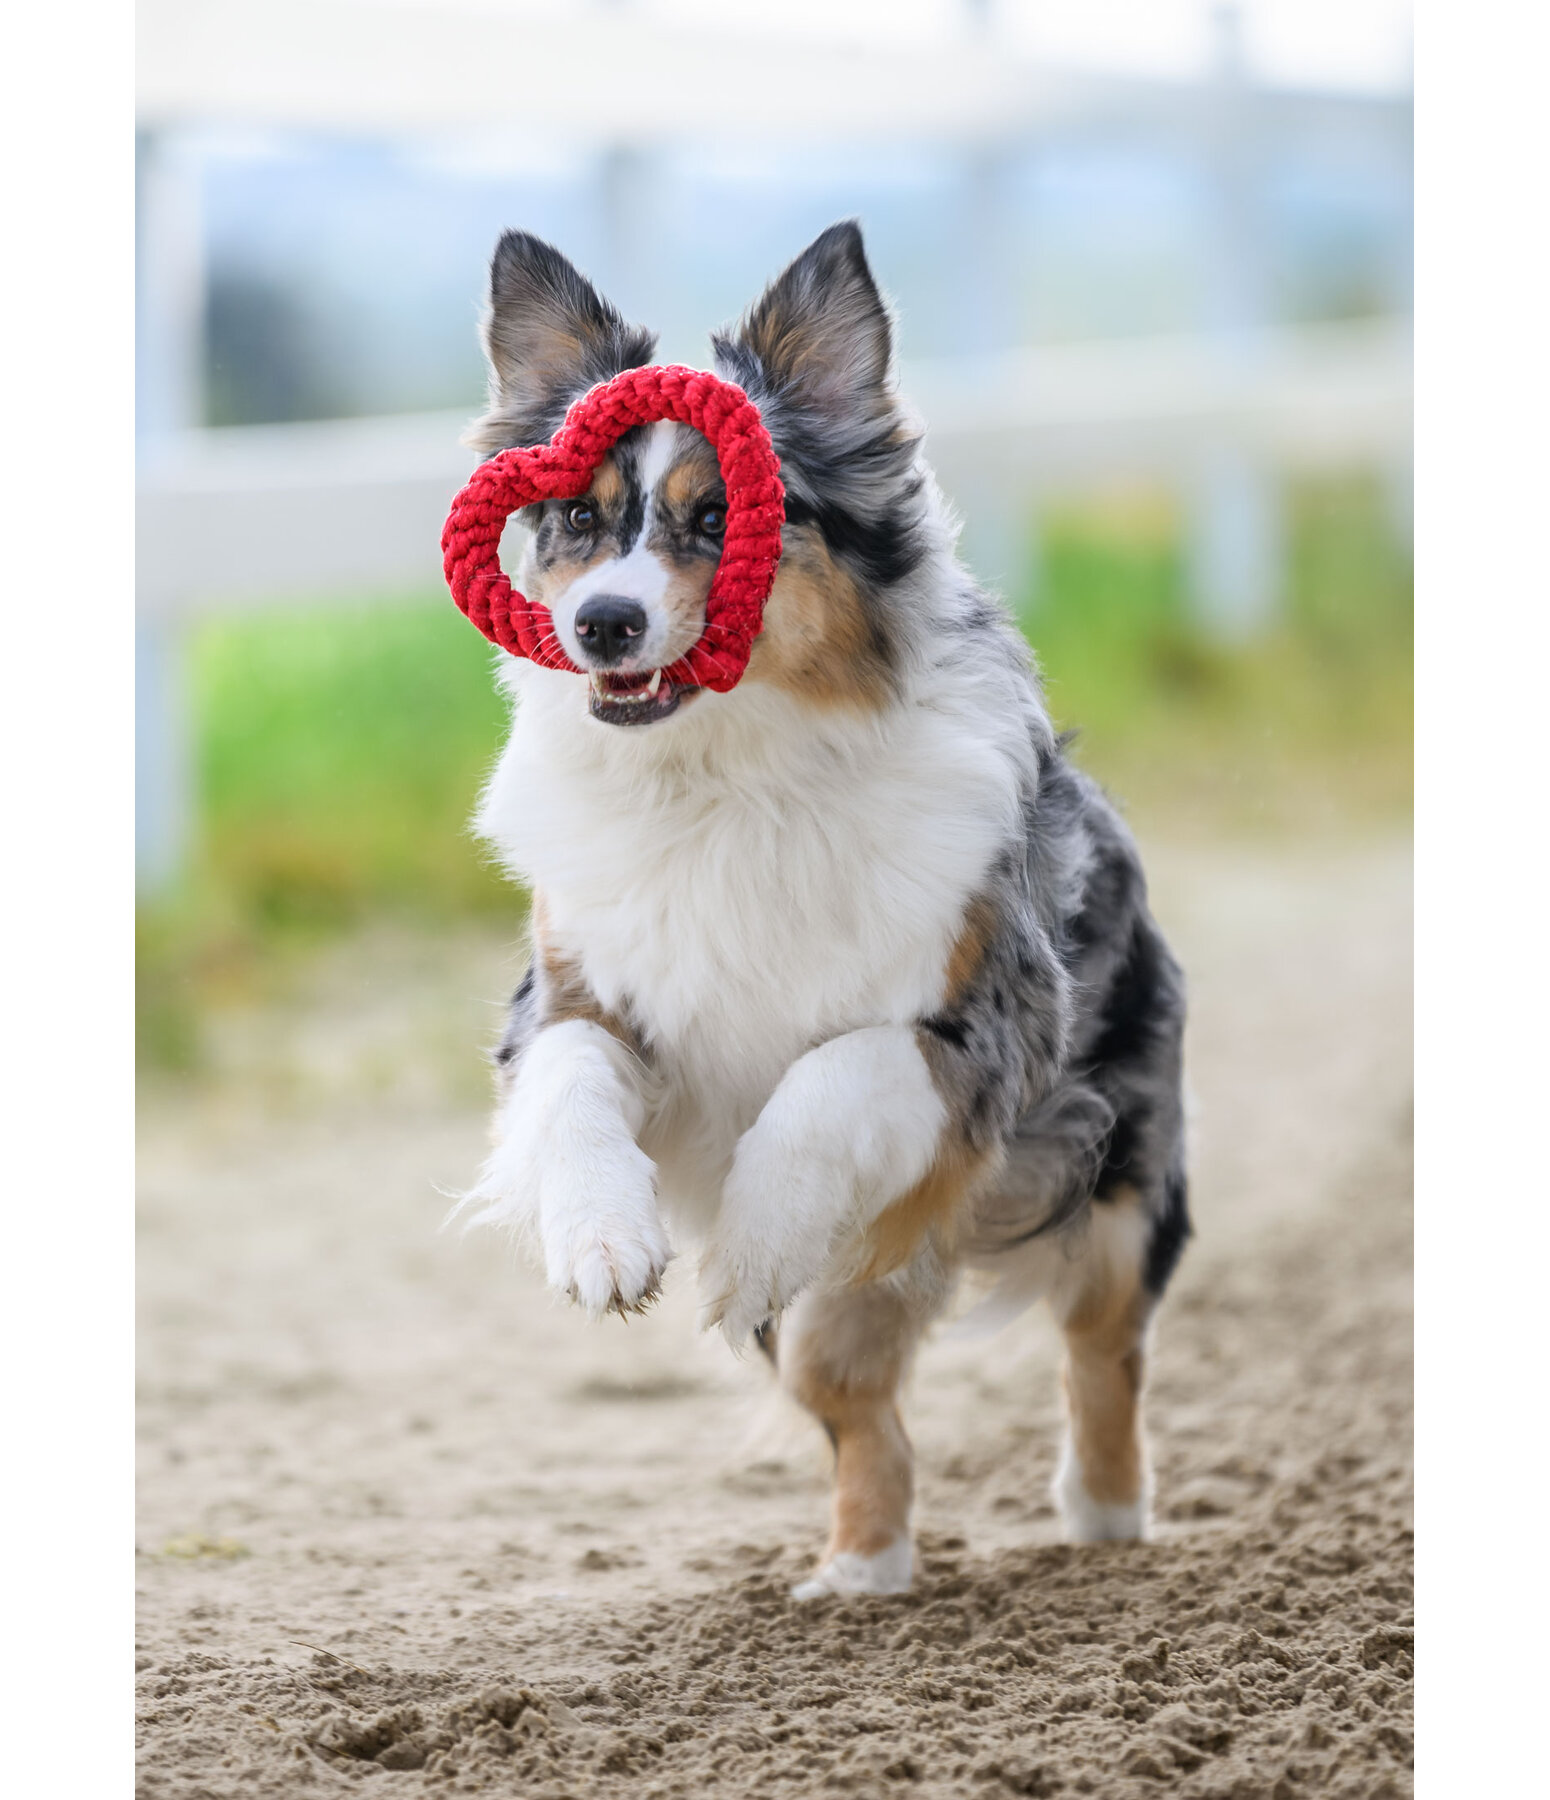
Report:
457,221,1189,1598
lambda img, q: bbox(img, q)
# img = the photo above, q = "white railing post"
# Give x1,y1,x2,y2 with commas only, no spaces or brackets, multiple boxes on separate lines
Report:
1187,444,1284,641
135,617,192,894
1384,101,1414,556
136,129,204,893
954,0,1031,609
597,143,658,342
1186,2,1283,638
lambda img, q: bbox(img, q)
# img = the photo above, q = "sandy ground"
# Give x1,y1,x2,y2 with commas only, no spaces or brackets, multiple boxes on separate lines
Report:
136,830,1413,1799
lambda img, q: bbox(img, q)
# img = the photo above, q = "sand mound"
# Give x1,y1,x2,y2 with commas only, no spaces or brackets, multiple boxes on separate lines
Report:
142,1501,1411,1798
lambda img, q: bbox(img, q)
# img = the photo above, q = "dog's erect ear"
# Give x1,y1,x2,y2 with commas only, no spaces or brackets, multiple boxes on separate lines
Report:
467,231,656,455
719,221,895,420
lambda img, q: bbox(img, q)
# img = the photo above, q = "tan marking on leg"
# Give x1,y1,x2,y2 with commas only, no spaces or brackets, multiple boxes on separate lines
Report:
746,533,892,712
1062,1323,1147,1506
531,895,644,1058
826,1403,912,1558
1055,1189,1153,1508
852,971,1005,1284
783,1282,927,1562
855,1140,998,1285
940,895,997,1006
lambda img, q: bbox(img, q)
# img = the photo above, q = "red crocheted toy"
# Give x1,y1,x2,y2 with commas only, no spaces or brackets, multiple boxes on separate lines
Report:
441,365,785,693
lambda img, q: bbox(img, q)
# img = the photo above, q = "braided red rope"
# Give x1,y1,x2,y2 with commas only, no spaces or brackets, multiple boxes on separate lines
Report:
441,365,785,693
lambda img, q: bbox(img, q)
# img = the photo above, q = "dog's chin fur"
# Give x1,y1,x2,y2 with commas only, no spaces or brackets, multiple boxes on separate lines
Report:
462,221,1190,1589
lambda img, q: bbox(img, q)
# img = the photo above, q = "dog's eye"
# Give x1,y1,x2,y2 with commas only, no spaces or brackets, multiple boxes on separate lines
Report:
697,505,725,537
565,502,595,532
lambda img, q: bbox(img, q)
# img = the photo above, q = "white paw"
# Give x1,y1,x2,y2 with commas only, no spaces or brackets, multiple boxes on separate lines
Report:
537,1137,673,1318
698,1222,821,1345
457,1021,672,1320
461,1112,671,1319
698,1141,837,1346
792,1538,914,1600
1052,1440,1149,1543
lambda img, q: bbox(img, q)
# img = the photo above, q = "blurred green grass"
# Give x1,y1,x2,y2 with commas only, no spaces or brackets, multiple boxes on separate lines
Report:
138,473,1410,1074
1024,474,1412,824
197,597,513,925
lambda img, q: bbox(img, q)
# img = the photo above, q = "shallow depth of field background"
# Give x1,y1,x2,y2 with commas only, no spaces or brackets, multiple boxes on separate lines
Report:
135,12,1416,1789
135,0,1412,1093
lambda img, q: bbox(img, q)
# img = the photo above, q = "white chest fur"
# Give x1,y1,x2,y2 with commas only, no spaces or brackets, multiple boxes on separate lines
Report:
477,663,1023,1217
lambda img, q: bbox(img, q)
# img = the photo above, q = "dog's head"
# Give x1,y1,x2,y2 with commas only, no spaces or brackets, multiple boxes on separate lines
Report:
467,222,929,729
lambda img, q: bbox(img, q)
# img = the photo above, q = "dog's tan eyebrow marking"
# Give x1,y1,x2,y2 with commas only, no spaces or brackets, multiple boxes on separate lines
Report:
659,441,722,515
586,458,626,513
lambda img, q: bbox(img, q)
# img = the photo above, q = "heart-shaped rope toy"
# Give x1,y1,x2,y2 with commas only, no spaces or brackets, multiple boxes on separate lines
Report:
441,365,785,693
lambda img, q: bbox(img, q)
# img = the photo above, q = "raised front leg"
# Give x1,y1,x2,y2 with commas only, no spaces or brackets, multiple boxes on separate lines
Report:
461,1018,671,1317
698,1026,948,1345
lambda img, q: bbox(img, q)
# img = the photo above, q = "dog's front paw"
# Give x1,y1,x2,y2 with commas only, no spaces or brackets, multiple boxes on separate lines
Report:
465,1125,672,1318
457,1019,671,1319
699,1141,837,1346
540,1138,673,1319
697,1233,796,1346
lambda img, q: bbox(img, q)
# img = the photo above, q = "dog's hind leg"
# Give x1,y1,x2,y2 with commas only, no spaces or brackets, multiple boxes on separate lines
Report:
776,1273,936,1599
1048,1179,1183,1542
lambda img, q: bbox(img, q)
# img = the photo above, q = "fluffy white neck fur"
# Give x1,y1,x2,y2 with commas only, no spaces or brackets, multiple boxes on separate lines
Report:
476,630,1026,1220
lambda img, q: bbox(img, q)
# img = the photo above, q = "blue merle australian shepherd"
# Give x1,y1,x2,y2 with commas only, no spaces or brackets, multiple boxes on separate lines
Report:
458,221,1189,1597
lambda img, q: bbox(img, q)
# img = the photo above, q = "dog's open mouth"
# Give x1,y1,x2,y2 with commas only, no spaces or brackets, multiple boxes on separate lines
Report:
587,668,696,726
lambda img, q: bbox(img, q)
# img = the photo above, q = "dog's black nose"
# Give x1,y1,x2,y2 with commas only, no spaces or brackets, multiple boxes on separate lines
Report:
573,596,647,665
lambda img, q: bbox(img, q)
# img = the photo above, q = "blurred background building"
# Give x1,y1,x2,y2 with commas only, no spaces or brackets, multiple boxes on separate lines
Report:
135,0,1412,1068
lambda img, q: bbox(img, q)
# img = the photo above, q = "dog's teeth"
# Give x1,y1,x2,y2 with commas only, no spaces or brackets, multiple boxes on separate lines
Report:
646,669,662,696
590,671,607,697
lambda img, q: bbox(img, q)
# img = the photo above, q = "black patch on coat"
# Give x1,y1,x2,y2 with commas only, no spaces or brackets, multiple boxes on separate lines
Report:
1092,1103,1149,1201
525,426,659,574
494,964,537,1068
1143,1168,1192,1296
1090,919,1168,1070
778,468,928,592
1068,840,1142,956
614,441,648,554
919,1012,970,1051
